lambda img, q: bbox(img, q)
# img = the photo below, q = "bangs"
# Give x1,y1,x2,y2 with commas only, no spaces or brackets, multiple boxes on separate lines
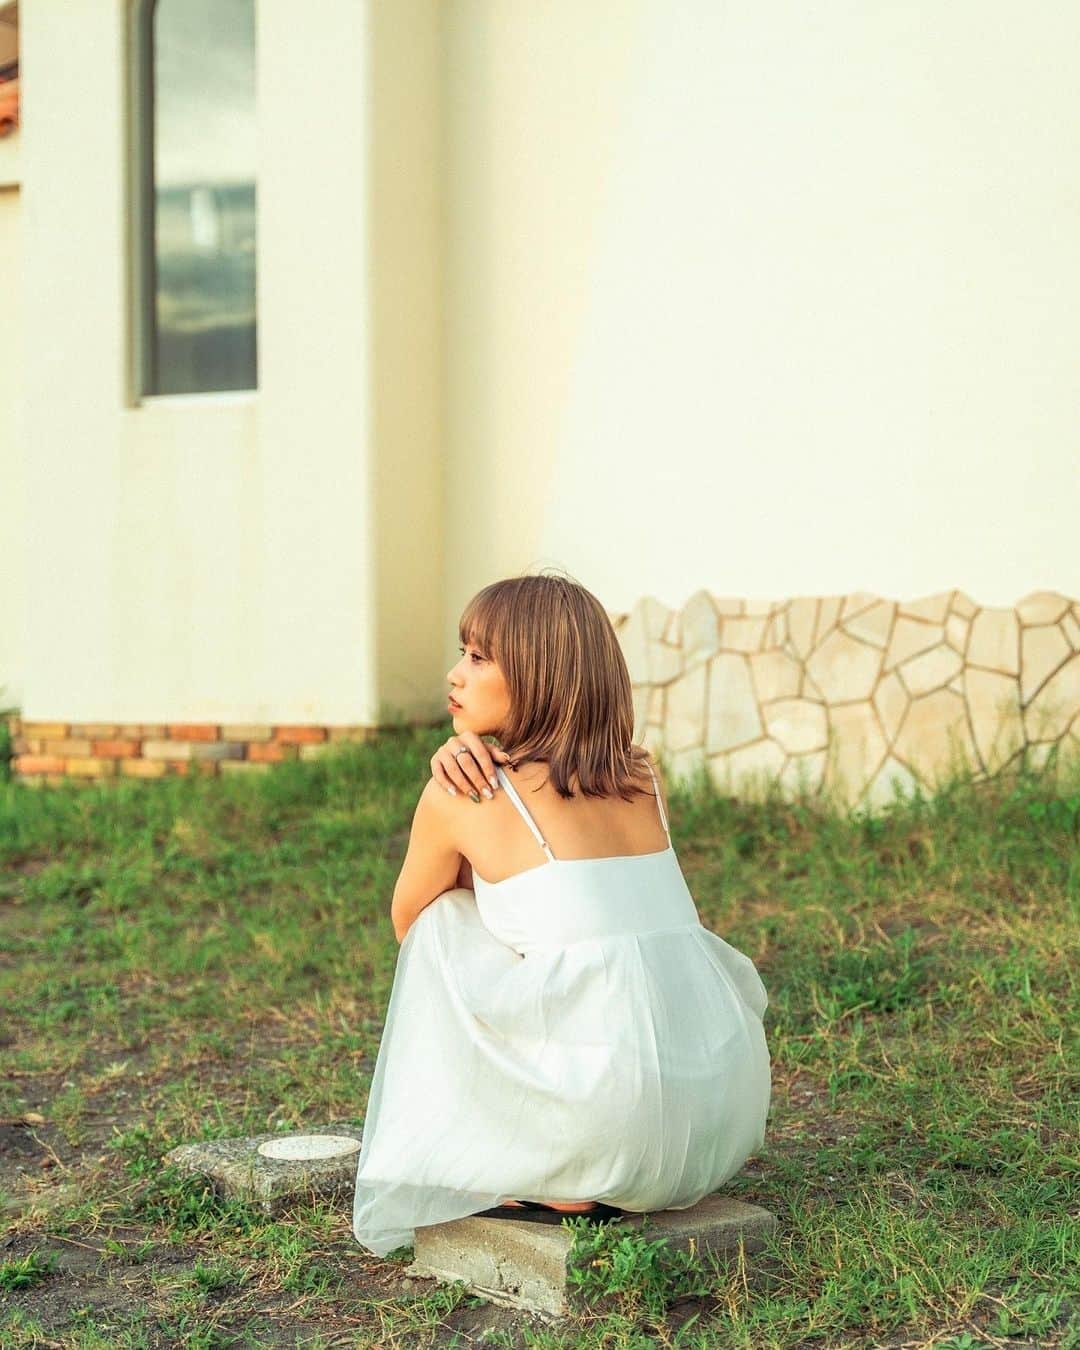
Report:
457,586,504,659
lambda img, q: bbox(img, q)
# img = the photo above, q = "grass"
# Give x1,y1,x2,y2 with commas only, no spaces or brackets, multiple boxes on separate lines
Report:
0,723,1077,1347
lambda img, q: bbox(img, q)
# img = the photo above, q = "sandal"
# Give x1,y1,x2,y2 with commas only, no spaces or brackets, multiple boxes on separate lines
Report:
474,1199,626,1224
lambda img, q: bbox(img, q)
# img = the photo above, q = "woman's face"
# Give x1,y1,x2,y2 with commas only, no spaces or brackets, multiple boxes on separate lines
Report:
446,637,513,739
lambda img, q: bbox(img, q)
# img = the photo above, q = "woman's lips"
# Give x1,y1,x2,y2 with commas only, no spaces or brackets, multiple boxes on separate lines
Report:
448,696,462,711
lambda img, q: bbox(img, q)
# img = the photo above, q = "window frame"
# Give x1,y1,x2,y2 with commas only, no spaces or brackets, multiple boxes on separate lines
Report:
126,0,258,404
128,0,158,401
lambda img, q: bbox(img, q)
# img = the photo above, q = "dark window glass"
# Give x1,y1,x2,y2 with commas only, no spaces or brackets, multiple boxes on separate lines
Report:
143,0,256,395
0,1,19,139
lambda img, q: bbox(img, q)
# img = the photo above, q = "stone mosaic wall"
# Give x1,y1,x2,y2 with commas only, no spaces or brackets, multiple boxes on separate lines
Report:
6,588,1079,809
611,589,1080,812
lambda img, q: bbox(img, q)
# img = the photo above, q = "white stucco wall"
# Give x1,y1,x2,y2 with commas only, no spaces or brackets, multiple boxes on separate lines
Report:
0,173,23,713
441,0,1080,636
14,0,443,726
6,2,1079,731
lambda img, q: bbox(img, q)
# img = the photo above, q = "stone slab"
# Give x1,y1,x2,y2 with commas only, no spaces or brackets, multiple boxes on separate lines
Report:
407,1193,777,1319
162,1123,363,1217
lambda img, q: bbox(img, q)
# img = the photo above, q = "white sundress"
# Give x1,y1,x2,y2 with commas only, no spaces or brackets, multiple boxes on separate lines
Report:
351,762,772,1257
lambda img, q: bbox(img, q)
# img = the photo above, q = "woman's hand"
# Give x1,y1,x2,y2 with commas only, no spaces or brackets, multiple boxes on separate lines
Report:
431,732,513,802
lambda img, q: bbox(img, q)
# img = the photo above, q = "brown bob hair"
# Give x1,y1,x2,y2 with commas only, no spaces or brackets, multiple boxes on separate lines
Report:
457,570,655,801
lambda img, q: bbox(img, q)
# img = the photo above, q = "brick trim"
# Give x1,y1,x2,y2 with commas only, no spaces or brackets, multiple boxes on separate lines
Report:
4,718,375,786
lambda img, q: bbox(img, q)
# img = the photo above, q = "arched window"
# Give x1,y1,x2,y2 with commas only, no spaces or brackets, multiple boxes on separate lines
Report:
132,0,256,396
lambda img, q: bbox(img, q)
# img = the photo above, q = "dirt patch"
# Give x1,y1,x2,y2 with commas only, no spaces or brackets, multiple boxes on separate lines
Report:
1,1221,550,1347
1,1097,555,1347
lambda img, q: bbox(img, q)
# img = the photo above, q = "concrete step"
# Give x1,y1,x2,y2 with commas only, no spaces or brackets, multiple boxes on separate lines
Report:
162,1123,364,1217
407,1193,778,1318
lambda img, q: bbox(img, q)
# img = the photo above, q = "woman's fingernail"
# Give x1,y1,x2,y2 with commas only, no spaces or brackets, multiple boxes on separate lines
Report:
446,786,457,796
469,791,481,804
482,788,492,799
489,776,498,789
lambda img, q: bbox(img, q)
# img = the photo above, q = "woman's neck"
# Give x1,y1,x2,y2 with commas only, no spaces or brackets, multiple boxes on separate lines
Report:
505,757,555,788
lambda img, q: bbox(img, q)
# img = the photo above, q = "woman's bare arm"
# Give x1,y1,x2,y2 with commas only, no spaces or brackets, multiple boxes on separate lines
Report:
390,780,465,943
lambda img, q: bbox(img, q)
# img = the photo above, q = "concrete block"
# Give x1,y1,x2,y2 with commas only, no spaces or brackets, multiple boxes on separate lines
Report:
163,1124,363,1217
120,758,167,778
66,758,117,777
408,1193,778,1318
92,739,141,758
327,727,375,743
273,726,327,744
42,738,93,757
167,724,220,741
13,755,66,775
221,724,274,742
188,740,246,761
248,742,296,763
143,739,193,760
21,723,68,740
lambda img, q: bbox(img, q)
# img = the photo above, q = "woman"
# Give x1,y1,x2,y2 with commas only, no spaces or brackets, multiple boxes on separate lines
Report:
351,572,771,1257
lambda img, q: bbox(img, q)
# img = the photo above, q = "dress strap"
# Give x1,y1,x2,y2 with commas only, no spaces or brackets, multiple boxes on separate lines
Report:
495,766,556,861
645,761,670,836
